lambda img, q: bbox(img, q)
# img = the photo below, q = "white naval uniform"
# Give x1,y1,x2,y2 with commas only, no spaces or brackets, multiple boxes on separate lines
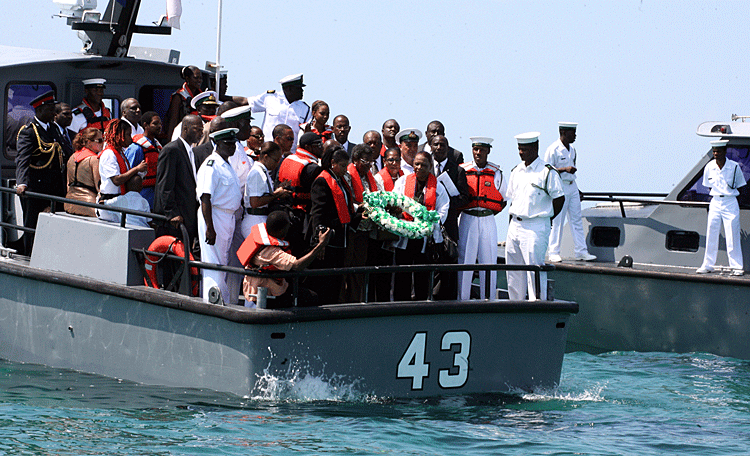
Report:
241,161,275,237
225,142,254,304
69,107,106,133
505,157,564,301
457,161,507,300
544,139,589,257
197,152,243,304
247,91,311,154
699,158,746,271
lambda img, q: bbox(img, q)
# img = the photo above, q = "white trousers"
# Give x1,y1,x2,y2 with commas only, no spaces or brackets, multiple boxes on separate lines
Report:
548,181,588,256
506,217,550,301
457,212,497,300
199,207,235,304
224,208,250,305
701,196,744,270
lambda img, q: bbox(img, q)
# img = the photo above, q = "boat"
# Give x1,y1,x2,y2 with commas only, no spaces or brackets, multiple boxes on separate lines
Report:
0,0,577,398
498,117,750,359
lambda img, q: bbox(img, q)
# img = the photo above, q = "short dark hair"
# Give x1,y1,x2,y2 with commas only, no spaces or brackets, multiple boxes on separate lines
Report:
54,102,70,115
266,210,291,237
216,101,238,116
139,111,160,127
259,141,281,157
272,123,292,139
351,143,373,162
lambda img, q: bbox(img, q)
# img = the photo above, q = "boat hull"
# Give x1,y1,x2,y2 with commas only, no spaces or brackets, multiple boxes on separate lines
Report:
0,260,576,398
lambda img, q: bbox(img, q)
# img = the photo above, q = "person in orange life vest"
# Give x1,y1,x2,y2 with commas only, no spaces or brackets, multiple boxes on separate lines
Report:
431,135,471,301
97,119,147,203
166,65,202,140
397,128,422,175
308,148,363,304
239,211,331,308
246,126,264,160
374,147,403,191
457,137,507,300
332,115,354,157
363,130,384,172
381,119,400,158
276,132,325,256
123,111,162,210
120,98,144,138
305,100,332,142
392,151,450,301
340,143,382,302
69,78,111,134
65,127,103,217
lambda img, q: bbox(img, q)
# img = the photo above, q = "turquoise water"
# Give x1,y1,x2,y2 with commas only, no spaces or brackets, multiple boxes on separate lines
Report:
2,351,749,455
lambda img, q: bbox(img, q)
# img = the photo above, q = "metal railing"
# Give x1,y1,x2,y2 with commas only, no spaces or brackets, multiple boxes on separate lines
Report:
581,192,709,218
0,185,555,305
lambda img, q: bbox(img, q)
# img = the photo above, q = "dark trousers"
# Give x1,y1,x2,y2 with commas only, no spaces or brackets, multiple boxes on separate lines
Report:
21,195,52,256
308,245,345,304
393,239,431,301
367,240,394,302
267,286,318,308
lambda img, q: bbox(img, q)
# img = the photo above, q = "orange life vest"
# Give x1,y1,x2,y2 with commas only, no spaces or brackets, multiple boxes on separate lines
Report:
132,134,161,188
73,99,112,132
347,163,377,204
402,173,437,221
377,167,402,192
236,222,290,268
98,145,130,195
461,163,505,213
278,149,318,208
318,169,352,225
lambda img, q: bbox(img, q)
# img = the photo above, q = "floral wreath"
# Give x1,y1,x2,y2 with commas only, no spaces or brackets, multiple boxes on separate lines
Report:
363,191,441,239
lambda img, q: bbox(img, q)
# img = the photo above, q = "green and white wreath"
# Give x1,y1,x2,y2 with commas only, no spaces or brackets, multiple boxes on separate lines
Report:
363,191,441,239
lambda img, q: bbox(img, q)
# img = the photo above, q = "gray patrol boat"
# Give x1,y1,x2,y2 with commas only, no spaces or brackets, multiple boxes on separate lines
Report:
516,118,750,359
0,0,577,398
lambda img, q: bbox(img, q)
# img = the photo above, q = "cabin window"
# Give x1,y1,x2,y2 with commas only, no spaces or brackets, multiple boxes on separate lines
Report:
665,230,699,252
591,226,620,247
4,82,55,160
138,86,175,134
102,98,121,120
677,146,750,208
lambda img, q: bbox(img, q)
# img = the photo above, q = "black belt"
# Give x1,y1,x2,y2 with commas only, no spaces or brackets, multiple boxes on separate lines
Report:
511,215,523,222
99,193,119,201
464,209,495,217
246,207,271,216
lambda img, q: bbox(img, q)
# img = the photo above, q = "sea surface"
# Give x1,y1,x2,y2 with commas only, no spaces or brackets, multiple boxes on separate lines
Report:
1,351,749,455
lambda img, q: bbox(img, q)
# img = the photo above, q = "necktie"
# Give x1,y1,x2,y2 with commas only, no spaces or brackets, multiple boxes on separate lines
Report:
436,163,441,175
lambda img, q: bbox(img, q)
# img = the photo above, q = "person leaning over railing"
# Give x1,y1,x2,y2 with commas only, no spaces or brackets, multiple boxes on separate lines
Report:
238,211,331,308
65,127,102,217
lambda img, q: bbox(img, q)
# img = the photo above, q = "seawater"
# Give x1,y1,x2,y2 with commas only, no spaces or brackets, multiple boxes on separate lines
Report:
1,351,749,455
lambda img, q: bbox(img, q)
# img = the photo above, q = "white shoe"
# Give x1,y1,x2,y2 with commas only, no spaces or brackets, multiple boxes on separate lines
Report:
732,269,744,276
696,266,714,274
548,254,562,263
575,253,597,261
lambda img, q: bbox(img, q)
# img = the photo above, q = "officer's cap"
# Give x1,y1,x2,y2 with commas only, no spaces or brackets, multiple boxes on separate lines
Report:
209,127,238,142
470,137,493,148
221,105,253,122
515,132,541,144
279,73,305,87
82,78,106,89
30,90,57,108
558,122,578,130
710,139,729,148
191,91,220,109
396,128,423,144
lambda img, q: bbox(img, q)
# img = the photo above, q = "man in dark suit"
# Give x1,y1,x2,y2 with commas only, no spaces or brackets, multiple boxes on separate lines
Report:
154,114,204,250
54,102,75,158
431,134,470,300
15,91,68,255
331,115,354,157
419,120,464,165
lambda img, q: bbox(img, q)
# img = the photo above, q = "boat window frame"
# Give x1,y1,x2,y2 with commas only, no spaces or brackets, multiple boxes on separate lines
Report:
4,80,58,161
677,146,750,209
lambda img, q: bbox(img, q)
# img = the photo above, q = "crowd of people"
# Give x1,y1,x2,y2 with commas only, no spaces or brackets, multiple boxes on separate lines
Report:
16,68,618,309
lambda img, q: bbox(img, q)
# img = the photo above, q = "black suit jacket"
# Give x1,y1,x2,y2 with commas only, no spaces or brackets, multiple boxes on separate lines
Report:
15,118,66,196
192,141,213,171
418,142,465,165
438,159,470,242
309,171,360,248
154,138,199,242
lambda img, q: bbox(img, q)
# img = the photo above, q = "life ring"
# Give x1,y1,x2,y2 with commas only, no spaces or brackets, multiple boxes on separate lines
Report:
143,236,200,296
363,191,441,239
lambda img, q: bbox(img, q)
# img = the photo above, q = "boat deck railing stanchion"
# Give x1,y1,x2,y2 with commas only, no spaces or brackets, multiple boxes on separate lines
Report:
581,192,708,218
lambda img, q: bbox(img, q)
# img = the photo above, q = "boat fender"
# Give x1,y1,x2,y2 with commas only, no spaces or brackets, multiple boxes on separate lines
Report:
618,255,633,268
143,236,200,296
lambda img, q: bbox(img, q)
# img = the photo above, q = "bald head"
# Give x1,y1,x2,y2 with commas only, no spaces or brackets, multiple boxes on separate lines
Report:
121,98,142,125
181,114,204,144
323,139,342,155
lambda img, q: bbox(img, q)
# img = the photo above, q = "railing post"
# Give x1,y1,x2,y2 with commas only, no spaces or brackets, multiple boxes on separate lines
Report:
179,223,191,296
427,270,435,301
534,268,541,301
363,272,370,303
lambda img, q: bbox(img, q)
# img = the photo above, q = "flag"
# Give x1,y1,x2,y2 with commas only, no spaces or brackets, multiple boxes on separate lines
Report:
166,0,182,30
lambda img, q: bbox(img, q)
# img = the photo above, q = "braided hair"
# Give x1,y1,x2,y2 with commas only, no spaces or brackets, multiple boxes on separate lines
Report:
104,119,132,150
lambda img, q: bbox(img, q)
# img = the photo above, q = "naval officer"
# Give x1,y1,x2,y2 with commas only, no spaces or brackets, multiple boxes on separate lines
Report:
197,128,243,304
69,78,112,133
544,122,596,262
505,132,565,301
458,137,507,300
696,139,746,276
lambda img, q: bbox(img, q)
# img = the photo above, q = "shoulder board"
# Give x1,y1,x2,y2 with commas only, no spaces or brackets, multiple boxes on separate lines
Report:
545,164,559,174
459,162,473,171
486,162,500,171
207,159,214,167
267,89,275,94
72,107,83,115
511,164,519,172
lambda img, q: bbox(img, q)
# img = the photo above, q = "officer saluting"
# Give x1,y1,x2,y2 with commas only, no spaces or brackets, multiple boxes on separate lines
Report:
15,90,68,254
505,132,565,301
69,78,111,133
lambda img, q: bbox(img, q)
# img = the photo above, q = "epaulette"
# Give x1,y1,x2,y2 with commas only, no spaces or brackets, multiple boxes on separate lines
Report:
72,107,83,115
545,163,560,174
267,89,275,94
511,164,519,172
207,159,214,167
486,162,500,171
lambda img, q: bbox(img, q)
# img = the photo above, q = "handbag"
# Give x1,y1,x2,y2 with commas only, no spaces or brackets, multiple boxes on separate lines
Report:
434,224,459,262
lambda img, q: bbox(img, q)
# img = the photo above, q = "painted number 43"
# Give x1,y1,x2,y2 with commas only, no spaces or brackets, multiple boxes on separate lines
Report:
397,331,471,390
